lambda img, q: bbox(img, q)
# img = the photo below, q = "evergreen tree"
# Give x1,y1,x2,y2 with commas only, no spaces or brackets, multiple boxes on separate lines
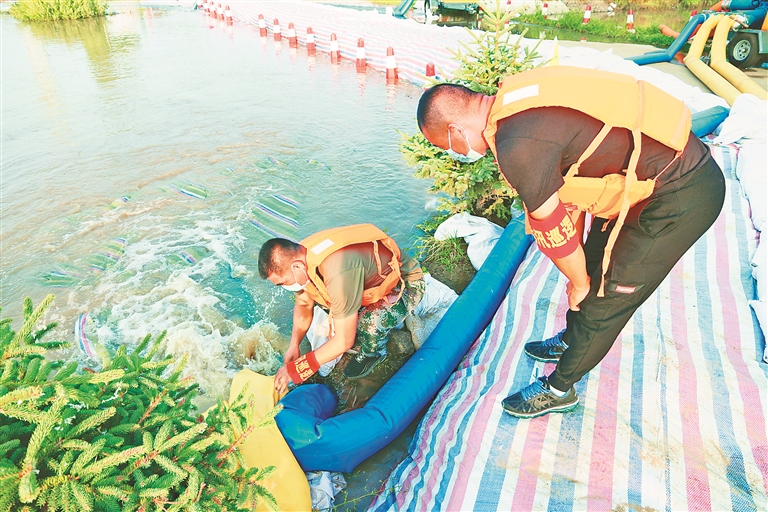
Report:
0,295,279,511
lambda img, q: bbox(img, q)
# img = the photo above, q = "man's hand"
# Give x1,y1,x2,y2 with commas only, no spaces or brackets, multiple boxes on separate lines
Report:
284,345,301,364
274,365,291,395
566,277,591,311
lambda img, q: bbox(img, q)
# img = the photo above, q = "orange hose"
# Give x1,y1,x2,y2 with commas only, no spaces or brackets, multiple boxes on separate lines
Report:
710,1,724,12
660,24,680,38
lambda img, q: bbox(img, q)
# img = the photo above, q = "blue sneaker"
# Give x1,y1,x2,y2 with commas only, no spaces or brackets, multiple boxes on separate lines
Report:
524,329,567,363
502,376,579,418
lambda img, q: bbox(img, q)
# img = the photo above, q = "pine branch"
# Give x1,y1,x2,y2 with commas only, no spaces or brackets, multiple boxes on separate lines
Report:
0,387,43,409
12,295,55,347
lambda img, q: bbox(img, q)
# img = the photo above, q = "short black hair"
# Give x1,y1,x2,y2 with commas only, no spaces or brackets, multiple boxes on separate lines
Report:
257,238,301,279
417,83,479,135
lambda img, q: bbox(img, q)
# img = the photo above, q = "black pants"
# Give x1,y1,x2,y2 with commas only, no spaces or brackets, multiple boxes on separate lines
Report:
548,156,726,392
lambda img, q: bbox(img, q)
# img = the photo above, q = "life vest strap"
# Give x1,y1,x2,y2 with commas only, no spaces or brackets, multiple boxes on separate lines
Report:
598,83,646,297
566,124,613,178
372,240,384,277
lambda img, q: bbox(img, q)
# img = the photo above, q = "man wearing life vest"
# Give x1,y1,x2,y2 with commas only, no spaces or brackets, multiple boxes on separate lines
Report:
258,224,425,393
416,66,725,418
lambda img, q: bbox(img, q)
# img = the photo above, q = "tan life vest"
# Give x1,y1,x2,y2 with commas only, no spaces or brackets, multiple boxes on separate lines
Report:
300,224,405,311
483,66,692,296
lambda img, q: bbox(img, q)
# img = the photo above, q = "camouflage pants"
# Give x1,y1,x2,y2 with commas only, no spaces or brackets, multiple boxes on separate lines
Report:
355,278,425,357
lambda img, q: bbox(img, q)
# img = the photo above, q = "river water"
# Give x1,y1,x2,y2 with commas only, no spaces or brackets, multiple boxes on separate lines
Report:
1,4,431,404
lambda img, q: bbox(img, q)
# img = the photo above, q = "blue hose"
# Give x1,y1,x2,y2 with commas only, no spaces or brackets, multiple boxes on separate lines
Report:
276,219,533,472
628,13,707,65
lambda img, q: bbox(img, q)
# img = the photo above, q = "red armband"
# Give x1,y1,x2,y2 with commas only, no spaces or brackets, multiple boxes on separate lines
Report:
528,201,580,259
286,351,321,384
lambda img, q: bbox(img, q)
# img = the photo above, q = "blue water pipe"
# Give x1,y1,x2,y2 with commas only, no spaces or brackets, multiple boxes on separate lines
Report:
628,13,708,65
393,0,417,18
276,219,533,472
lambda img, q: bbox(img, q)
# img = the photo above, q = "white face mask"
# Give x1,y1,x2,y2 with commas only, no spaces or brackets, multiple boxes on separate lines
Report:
281,265,308,292
446,127,485,163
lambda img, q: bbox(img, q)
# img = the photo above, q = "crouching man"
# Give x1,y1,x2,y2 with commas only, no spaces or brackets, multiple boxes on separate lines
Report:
258,224,425,394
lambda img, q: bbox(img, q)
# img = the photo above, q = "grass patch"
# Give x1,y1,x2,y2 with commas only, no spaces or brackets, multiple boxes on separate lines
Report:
414,213,477,293
514,10,677,48
10,0,107,21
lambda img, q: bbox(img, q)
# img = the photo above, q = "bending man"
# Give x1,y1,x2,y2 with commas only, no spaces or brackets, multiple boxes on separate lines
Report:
258,224,424,394
416,66,725,418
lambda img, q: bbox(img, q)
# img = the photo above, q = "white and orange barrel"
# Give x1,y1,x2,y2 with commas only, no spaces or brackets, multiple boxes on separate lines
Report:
287,22,297,47
330,33,340,63
258,14,267,36
224,5,233,25
626,8,635,31
582,4,591,24
197,0,203,11
273,19,281,41
306,27,316,53
356,38,366,70
386,47,398,83
216,3,224,20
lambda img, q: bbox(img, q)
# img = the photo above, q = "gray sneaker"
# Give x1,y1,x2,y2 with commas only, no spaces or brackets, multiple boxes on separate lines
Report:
524,329,567,363
502,376,579,418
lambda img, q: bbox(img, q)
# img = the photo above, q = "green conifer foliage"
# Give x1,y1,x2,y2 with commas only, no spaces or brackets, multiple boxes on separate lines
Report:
1,295,279,511
400,1,541,222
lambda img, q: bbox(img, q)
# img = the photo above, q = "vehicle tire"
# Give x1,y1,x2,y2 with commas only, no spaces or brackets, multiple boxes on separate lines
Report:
726,32,762,69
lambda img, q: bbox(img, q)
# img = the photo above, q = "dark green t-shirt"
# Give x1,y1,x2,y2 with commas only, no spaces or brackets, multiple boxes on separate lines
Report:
315,243,422,319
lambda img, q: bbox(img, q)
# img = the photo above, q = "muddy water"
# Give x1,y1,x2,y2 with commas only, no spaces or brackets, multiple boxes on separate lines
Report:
1,4,432,406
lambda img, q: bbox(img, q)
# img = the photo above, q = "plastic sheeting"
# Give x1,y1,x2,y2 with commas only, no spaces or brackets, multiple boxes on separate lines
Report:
369,144,767,511
306,470,346,511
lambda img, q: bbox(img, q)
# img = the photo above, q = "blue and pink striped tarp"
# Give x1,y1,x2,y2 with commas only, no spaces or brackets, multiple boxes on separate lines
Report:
369,144,767,511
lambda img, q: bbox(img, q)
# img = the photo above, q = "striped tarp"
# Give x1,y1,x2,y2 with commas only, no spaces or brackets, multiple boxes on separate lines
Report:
369,144,767,511
227,0,481,84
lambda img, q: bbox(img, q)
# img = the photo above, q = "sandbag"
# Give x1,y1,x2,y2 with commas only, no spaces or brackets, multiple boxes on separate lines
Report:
735,142,766,233
714,94,767,144
434,212,504,270
228,370,312,511
406,274,458,349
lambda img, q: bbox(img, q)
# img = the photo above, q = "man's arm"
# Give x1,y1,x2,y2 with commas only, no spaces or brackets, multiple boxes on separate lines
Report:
529,192,590,311
284,290,315,363
313,313,357,364
274,266,364,394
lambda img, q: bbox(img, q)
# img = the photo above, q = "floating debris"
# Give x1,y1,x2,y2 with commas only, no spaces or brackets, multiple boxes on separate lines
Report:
88,237,127,272
251,194,300,241
180,250,197,264
40,267,82,287
307,159,332,170
267,157,284,166
75,313,111,369
171,180,209,200
109,196,131,208
175,246,209,266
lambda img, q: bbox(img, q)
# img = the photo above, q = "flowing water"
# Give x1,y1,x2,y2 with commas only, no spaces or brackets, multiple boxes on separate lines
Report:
1,4,432,406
